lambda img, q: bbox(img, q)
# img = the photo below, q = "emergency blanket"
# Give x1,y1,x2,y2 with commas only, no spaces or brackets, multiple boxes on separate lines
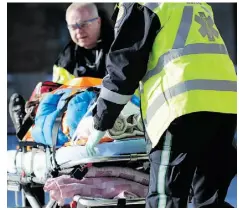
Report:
44,174,148,206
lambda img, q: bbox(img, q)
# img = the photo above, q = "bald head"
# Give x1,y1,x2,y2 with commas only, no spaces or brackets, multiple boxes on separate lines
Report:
66,3,101,49
66,3,99,22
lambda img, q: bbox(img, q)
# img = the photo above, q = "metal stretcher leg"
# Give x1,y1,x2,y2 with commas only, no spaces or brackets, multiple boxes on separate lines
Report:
22,186,43,208
14,191,19,208
45,199,58,208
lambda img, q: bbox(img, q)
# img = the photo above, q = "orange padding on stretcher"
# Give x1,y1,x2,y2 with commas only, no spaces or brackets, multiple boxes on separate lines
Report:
56,77,102,90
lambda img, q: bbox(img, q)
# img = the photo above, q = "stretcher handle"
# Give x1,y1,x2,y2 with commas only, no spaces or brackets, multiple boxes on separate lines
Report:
59,153,149,169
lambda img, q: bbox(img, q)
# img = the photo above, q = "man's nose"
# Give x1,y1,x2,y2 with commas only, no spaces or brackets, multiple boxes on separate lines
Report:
75,27,84,34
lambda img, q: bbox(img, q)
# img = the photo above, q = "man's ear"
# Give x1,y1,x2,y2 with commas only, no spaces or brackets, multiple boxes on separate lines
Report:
97,17,101,25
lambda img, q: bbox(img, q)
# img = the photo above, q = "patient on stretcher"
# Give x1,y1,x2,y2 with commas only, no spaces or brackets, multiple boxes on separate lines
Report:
17,78,144,147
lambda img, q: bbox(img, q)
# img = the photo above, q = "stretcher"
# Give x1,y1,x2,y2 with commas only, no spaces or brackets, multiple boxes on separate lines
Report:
7,139,149,208
7,79,149,207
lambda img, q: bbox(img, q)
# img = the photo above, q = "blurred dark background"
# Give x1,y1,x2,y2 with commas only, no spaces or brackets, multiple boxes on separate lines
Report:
7,3,115,74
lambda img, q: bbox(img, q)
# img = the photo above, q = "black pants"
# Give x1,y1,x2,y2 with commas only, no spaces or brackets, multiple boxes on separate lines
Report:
192,143,237,208
145,112,236,208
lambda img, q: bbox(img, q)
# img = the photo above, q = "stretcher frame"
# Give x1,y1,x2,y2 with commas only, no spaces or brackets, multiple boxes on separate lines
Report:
7,153,149,208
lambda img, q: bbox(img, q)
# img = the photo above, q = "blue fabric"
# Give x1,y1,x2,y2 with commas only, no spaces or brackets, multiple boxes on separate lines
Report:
130,95,140,107
96,138,147,156
66,91,96,137
31,89,96,146
31,94,62,146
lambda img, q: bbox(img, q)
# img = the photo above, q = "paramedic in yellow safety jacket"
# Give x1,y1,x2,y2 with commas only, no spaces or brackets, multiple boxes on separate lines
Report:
52,3,114,84
85,3,237,208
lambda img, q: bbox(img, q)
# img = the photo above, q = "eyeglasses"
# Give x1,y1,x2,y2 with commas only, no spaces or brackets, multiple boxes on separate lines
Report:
67,17,98,31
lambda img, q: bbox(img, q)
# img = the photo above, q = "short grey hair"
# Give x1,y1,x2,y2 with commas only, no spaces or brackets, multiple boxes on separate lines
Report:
66,3,99,20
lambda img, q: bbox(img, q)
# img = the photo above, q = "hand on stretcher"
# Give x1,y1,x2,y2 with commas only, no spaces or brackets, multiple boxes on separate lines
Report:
85,128,106,156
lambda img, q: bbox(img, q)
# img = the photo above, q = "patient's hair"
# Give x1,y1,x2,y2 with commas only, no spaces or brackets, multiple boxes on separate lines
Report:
66,3,99,20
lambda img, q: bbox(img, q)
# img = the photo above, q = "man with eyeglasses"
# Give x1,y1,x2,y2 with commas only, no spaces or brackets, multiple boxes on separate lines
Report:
9,3,114,138
53,3,114,83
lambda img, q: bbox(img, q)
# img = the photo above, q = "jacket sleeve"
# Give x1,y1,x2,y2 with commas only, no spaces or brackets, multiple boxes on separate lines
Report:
93,3,161,131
